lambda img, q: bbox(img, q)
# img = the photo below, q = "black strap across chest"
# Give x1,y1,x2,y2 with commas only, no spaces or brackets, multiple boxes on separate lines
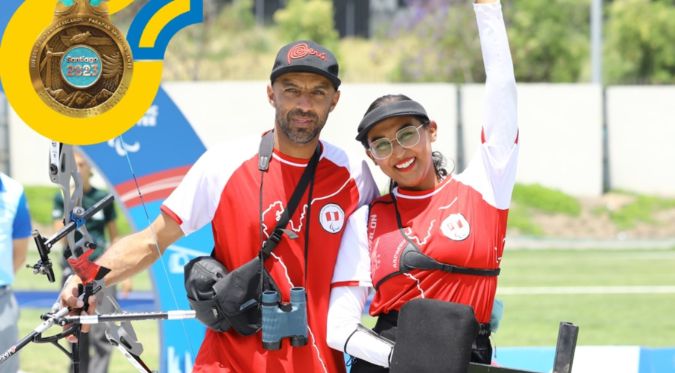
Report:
373,193,500,290
258,130,320,259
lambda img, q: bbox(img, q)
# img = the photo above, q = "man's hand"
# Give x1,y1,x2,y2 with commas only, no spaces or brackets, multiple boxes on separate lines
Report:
60,275,97,342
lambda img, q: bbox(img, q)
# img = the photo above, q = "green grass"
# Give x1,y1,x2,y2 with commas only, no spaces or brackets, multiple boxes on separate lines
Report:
494,294,675,347
17,308,159,373
608,192,675,230
506,204,544,236
499,249,675,287
511,183,581,216
506,183,583,237
494,249,675,347
23,186,59,226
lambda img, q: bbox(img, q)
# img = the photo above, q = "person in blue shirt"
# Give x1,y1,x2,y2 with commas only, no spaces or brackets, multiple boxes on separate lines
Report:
0,172,32,373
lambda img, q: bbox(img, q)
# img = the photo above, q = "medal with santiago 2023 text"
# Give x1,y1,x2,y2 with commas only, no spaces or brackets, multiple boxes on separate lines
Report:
29,0,132,117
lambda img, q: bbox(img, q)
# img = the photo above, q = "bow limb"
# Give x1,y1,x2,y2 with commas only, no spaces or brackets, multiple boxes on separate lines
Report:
50,142,154,372
49,142,89,256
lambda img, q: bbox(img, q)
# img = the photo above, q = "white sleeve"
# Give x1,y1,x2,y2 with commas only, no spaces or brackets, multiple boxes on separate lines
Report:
319,141,379,208
331,205,372,287
162,140,251,235
326,286,393,368
355,160,379,207
456,2,518,210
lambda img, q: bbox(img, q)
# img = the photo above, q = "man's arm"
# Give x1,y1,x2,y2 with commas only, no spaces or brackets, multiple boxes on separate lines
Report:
13,189,32,274
105,217,133,296
60,212,183,309
98,211,182,286
13,238,29,273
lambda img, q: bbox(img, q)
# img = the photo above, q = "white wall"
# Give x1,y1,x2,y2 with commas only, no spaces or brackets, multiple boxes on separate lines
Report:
607,86,675,196
8,108,51,185
7,82,675,197
162,81,457,191
463,83,604,196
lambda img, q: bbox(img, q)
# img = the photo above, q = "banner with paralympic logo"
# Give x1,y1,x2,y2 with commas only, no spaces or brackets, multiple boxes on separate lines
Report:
81,87,210,373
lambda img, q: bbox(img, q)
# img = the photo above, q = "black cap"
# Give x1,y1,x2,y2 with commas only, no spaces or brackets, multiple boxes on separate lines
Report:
270,40,341,89
356,100,429,144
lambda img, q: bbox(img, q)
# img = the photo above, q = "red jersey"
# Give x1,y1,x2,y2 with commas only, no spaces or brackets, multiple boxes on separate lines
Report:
162,134,378,372
366,176,509,323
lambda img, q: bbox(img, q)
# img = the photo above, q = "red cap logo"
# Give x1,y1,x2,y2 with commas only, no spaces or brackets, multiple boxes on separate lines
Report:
287,42,327,64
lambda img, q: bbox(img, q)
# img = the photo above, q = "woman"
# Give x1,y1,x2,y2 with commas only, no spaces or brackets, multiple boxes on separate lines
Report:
326,0,518,370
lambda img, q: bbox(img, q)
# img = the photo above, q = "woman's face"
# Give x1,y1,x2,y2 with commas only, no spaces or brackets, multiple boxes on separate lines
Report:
366,115,438,191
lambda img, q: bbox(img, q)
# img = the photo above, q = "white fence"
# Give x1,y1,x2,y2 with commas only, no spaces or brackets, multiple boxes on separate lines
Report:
5,82,675,197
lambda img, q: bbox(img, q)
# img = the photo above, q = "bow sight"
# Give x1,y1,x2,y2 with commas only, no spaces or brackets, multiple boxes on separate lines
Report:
30,194,114,284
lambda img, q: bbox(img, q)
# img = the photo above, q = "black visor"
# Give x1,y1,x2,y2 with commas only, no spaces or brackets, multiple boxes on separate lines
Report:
356,100,429,144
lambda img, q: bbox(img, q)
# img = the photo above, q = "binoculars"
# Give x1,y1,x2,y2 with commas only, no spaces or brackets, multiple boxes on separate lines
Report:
261,287,308,350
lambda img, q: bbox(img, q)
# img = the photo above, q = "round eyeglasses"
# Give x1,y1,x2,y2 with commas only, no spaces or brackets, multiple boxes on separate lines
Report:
368,124,424,160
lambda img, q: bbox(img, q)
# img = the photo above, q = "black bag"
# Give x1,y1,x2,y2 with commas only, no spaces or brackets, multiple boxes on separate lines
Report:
389,298,478,373
183,131,320,335
184,255,278,335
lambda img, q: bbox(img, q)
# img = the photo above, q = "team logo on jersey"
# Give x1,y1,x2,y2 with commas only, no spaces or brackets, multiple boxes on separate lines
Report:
319,204,345,233
441,213,470,241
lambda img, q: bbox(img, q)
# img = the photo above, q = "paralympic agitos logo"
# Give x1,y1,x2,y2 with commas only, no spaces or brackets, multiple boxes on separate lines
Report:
0,0,203,145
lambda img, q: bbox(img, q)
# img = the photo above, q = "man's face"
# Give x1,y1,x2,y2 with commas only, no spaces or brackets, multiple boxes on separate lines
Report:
267,72,340,145
74,153,91,179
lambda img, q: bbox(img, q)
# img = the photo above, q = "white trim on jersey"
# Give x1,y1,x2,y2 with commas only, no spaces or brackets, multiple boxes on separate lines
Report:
331,205,373,287
392,176,454,200
271,152,310,167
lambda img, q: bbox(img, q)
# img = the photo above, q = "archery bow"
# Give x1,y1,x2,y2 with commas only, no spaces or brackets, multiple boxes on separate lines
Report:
0,142,195,372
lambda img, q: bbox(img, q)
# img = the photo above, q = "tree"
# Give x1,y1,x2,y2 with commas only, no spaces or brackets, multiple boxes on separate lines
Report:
381,0,591,83
384,0,483,83
605,0,675,84
504,0,590,82
162,0,276,80
273,0,339,52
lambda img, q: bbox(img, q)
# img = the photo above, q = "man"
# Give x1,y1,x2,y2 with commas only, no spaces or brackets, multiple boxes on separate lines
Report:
60,40,378,372
52,151,125,373
0,172,32,373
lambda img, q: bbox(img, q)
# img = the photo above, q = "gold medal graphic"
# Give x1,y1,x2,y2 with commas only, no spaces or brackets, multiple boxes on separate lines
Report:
29,0,133,117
